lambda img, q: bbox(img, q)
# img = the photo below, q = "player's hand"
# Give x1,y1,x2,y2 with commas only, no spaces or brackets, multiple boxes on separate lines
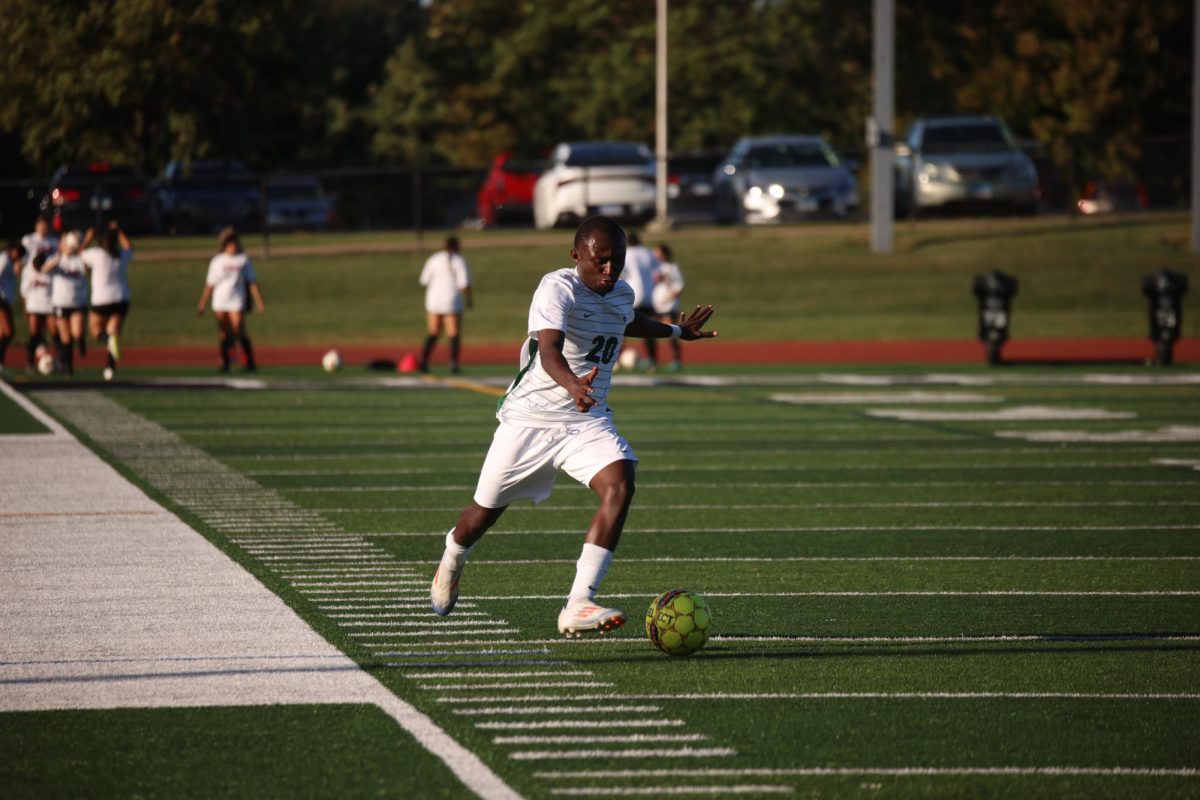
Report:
196,304,206,316
678,305,718,341
571,367,599,412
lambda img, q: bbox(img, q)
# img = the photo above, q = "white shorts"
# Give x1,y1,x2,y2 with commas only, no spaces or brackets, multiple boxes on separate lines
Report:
473,415,637,508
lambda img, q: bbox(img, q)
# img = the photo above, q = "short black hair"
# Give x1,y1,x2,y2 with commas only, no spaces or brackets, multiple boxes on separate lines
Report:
656,242,673,262
574,216,626,250
445,236,460,252
6,240,26,258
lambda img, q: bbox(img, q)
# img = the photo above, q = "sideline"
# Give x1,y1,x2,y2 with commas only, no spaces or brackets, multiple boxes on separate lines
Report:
0,382,520,800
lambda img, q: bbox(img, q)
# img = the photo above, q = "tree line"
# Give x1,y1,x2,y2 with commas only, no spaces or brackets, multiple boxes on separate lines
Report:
0,0,1188,192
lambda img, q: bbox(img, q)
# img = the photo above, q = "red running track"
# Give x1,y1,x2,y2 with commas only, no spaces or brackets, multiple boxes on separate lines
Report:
49,337,1198,369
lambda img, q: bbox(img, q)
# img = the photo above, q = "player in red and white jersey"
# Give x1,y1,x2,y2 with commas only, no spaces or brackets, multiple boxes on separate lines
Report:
430,215,717,636
197,227,265,372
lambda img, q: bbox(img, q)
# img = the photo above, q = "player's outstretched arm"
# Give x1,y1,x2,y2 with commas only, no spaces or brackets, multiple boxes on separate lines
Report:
536,328,598,412
625,304,717,341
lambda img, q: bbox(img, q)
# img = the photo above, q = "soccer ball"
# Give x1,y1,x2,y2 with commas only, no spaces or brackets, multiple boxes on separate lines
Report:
645,589,712,656
321,349,343,373
36,350,56,376
617,347,639,372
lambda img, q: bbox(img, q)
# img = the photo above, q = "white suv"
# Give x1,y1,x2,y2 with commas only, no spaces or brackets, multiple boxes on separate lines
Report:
533,142,656,229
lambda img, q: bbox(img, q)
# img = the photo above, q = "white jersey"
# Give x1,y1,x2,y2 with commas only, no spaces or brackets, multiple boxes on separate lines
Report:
83,246,133,305
50,254,89,309
21,232,58,267
21,262,53,314
651,260,685,315
0,254,16,304
420,251,471,314
622,245,660,309
497,267,635,428
205,252,257,312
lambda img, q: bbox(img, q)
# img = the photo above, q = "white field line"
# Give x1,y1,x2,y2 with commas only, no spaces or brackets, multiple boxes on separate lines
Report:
361,524,1200,538
510,747,735,761
437,692,1200,704
283,481,1200,493
312,500,1200,513
350,629,516,638
385,633,1200,654
536,767,1200,779
407,670,594,680
478,720,687,730
548,787,790,797
453,706,662,716
0,379,69,435
396,556,1200,566
419,682,614,691
231,462,1181,474
341,620,506,628
495,734,708,745
462,591,1200,600
388,661,573,669
319,603,478,611
330,612,492,619
292,581,427,588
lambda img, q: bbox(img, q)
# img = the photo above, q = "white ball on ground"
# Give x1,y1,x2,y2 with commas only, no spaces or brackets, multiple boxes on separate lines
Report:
322,349,343,373
37,352,56,376
617,348,639,372
103,367,114,381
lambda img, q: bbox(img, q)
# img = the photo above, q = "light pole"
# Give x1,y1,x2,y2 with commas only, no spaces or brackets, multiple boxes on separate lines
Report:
870,0,895,253
649,0,673,231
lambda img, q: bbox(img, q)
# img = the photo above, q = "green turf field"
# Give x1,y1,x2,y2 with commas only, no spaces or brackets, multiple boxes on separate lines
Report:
14,364,1200,798
119,213,1198,347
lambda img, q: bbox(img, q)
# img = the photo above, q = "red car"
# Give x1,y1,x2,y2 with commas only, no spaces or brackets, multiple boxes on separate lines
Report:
476,153,542,227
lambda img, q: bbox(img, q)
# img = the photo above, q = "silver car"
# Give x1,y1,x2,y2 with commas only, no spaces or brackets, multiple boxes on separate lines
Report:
896,115,1039,215
714,135,859,224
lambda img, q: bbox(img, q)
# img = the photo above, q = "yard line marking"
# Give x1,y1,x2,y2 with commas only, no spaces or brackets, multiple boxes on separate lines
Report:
362,524,1200,537
868,406,1136,422
462,591,1200,600
349,628,515,637
437,692,1200,704
772,390,1002,404
537,767,1200,779
292,581,427,588
477,720,687,730
285,481,1200,493
509,747,735,761
453,706,661,716
403,556,1200,567
314,500,1200,513
495,734,708,745
375,649,554,658
548,786,790,796
330,612,491,620
419,682,614,691
341,620,507,628
407,670,593,680
319,603,479,611
388,661,573,668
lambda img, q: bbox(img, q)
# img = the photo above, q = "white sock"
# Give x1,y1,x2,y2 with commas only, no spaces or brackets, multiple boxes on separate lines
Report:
567,543,613,604
441,528,474,569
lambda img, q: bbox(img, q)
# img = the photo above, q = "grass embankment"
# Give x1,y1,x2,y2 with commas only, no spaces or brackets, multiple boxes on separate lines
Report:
124,213,1198,348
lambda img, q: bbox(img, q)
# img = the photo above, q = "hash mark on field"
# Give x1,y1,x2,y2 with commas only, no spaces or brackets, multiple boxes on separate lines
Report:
453,706,661,716
440,692,1200,703
537,767,1200,778
495,734,708,745
508,747,735,761
477,720,686,730
407,670,594,680
419,682,614,691
362,523,1200,537
547,787,791,796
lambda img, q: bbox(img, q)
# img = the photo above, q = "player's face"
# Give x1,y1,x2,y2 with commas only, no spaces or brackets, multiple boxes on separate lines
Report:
572,232,626,295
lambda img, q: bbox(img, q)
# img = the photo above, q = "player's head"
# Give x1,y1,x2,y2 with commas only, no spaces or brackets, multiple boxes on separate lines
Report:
218,226,241,253
5,240,25,261
572,216,626,295
445,236,459,253
655,242,672,262
103,225,122,257
628,232,641,247
33,215,49,235
61,230,81,255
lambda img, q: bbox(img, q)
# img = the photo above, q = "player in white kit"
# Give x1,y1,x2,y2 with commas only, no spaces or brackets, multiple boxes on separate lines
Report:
20,244,55,373
430,216,717,636
418,236,473,374
82,222,134,380
41,230,90,376
197,227,265,372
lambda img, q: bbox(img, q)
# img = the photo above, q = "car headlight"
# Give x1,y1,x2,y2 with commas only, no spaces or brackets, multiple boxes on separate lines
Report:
747,185,763,198
768,183,785,199
919,162,960,184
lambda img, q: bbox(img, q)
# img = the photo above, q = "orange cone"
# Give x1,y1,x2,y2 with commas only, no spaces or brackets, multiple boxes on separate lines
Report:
397,352,420,373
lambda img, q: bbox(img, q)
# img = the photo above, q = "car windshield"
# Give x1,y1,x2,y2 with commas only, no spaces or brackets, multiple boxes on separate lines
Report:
502,160,544,174
922,123,1015,154
563,144,652,168
743,143,837,169
269,183,321,200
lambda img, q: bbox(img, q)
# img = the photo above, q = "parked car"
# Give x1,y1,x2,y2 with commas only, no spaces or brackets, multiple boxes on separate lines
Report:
895,115,1039,216
476,152,542,227
156,159,261,235
667,149,724,223
1076,178,1149,215
39,162,159,234
266,175,336,231
533,141,656,229
713,135,859,224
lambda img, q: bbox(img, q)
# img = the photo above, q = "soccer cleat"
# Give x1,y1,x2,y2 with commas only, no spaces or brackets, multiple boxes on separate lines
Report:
557,599,626,637
430,561,464,616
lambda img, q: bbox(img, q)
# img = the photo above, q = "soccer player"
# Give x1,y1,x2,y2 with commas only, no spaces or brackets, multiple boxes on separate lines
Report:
40,231,89,376
0,241,24,373
418,236,473,374
620,232,661,370
20,247,55,374
82,222,133,381
197,227,265,372
429,215,717,636
651,242,686,371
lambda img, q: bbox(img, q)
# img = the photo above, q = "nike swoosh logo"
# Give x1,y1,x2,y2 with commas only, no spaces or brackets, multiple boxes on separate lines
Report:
582,312,593,318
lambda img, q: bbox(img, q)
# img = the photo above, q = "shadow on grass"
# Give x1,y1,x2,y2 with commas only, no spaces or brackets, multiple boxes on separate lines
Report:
909,215,1164,253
